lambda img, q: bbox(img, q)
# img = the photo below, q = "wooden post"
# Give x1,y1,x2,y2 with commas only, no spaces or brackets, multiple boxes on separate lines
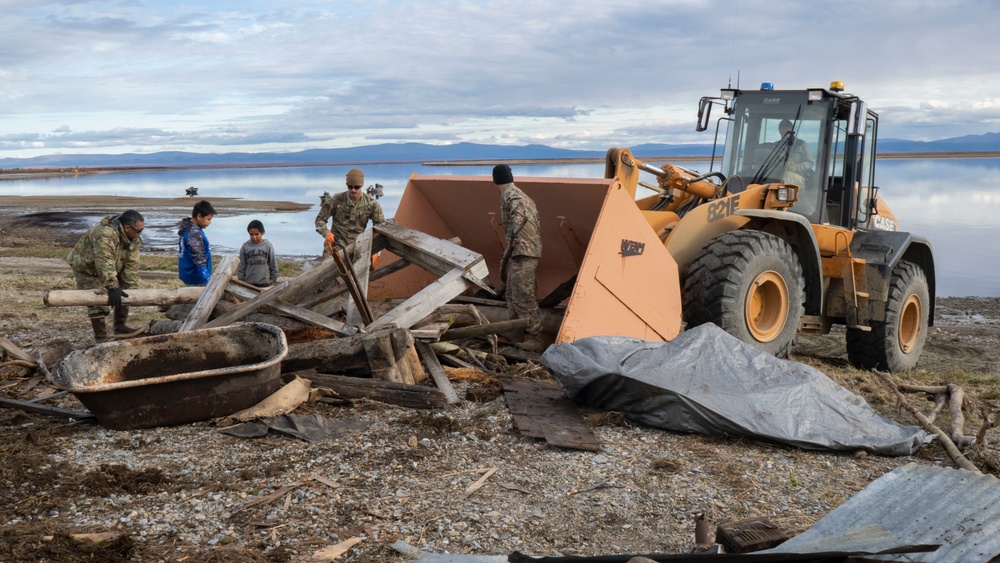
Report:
362,328,425,385
201,279,292,329
179,254,239,332
345,229,374,326
223,283,357,336
415,341,461,405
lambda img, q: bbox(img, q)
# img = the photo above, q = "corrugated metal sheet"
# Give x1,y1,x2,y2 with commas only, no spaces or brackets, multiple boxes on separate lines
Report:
764,462,1000,562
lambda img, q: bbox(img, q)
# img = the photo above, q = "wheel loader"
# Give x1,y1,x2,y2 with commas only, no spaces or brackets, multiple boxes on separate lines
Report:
373,81,934,372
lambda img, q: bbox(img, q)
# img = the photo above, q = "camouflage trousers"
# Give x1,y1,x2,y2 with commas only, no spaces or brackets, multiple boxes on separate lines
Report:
505,256,541,337
74,271,129,318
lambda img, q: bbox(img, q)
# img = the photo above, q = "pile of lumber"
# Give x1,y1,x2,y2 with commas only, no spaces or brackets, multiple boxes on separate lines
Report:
43,223,556,409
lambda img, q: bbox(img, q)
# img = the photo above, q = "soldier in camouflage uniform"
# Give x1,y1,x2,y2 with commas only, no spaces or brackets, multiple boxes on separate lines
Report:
314,168,385,258
67,210,145,343
493,164,544,352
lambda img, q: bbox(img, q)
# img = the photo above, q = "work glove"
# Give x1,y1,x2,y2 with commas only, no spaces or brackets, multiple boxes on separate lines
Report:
107,286,128,308
324,232,335,247
371,251,380,270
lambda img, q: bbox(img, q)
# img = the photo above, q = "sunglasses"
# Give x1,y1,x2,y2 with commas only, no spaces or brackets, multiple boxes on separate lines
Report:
348,185,363,190
126,224,144,234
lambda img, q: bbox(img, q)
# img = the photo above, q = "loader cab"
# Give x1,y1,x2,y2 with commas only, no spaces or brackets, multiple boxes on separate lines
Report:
716,83,878,229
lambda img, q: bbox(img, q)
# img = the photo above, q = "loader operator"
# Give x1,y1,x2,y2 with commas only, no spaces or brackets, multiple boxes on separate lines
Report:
493,164,544,352
779,119,813,187
67,210,146,344
314,167,385,259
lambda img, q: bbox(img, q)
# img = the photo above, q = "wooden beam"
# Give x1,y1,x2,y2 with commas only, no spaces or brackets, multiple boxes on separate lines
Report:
375,222,482,275
367,268,472,331
345,229,374,326
179,254,239,331
43,287,203,308
202,279,291,329
440,318,529,341
282,333,370,376
302,371,446,410
223,283,357,336
415,341,461,405
362,328,425,385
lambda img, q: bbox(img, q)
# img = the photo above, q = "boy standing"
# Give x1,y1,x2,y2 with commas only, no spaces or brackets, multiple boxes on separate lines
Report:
178,200,216,286
238,219,279,287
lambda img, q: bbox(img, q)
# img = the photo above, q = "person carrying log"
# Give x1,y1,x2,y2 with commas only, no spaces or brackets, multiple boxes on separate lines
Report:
67,210,146,344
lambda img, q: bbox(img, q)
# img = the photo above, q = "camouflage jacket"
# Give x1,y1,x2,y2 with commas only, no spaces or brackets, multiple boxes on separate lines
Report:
67,215,142,289
314,191,385,249
500,183,542,258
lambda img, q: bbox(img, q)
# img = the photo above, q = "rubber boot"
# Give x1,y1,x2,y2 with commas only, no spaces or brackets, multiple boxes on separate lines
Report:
90,316,110,344
113,306,144,338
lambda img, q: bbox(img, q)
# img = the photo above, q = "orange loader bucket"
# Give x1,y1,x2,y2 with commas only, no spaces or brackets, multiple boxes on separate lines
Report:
370,174,682,344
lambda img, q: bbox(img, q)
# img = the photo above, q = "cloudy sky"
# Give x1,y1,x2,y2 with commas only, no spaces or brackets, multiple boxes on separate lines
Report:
2,0,998,157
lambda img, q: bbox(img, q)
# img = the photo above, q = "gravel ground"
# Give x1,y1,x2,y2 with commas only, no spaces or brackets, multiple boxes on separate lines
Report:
2,200,1000,562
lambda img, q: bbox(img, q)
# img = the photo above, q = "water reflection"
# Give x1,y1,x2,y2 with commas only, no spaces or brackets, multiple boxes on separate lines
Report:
2,158,997,296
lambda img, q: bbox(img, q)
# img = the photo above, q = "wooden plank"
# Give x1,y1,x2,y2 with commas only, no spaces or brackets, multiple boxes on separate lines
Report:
415,341,461,405
302,371,446,409
43,287,204,307
345,228,374,326
411,321,451,340
201,279,291,329
367,268,472,331
331,246,373,326
282,334,369,376
280,235,374,305
440,318,529,342
0,397,94,420
362,328,425,385
179,254,239,331
374,222,482,276
501,377,601,451
224,283,357,336
0,336,34,363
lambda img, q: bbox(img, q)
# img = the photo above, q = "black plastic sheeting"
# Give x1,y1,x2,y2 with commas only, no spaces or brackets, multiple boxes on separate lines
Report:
540,324,931,456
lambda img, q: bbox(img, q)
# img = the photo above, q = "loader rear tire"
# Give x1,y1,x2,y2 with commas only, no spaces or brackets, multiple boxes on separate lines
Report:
846,260,929,372
682,231,805,358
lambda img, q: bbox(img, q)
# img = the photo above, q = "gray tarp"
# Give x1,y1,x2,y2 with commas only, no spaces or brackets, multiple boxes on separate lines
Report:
540,324,930,456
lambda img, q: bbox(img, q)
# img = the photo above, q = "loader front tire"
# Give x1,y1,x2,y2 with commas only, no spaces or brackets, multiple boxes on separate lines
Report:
846,260,929,372
682,231,805,358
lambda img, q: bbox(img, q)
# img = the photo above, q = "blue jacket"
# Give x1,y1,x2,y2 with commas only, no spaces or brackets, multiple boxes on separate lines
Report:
178,218,212,286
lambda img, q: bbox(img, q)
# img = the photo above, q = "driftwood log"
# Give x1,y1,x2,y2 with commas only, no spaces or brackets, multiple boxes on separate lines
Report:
875,370,980,472
43,287,203,307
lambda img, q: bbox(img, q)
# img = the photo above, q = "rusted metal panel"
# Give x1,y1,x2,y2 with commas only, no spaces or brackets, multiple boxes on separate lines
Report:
765,462,1000,562
501,377,600,451
49,322,287,430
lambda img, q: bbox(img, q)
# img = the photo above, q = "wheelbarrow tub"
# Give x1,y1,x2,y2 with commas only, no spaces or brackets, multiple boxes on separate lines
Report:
50,322,288,430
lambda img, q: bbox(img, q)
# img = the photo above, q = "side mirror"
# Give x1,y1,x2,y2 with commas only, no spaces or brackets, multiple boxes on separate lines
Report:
697,97,713,132
847,100,868,137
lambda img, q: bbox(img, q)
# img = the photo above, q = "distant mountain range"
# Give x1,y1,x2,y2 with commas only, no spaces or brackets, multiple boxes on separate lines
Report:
3,134,1000,169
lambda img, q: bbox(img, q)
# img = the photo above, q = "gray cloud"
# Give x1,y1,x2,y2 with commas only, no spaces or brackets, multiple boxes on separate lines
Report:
2,0,999,155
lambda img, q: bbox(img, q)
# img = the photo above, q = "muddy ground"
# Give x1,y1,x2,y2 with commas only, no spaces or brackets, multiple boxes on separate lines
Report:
3,199,1000,562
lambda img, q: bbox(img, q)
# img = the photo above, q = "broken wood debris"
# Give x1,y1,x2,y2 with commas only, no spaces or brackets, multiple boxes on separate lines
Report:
875,369,979,472
295,370,447,410
29,222,564,427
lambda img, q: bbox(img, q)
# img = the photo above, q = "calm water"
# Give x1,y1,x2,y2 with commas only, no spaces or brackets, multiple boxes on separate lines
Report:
2,158,996,297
